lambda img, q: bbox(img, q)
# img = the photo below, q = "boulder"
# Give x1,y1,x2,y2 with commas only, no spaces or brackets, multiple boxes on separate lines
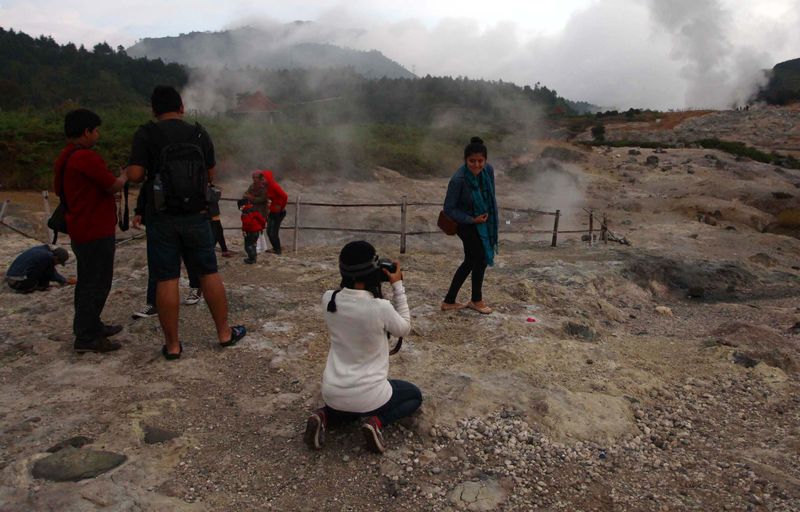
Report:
32,447,127,482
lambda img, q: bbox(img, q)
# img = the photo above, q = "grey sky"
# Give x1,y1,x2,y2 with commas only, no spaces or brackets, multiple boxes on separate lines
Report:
1,0,797,109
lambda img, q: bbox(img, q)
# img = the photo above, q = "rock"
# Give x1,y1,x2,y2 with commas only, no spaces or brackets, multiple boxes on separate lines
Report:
449,478,506,511
655,306,673,316
143,425,180,444
628,149,641,156
32,447,127,482
46,436,93,453
645,156,660,167
732,352,759,368
563,322,599,342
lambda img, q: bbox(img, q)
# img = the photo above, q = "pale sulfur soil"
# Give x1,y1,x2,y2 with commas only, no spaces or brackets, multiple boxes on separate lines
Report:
1,107,799,511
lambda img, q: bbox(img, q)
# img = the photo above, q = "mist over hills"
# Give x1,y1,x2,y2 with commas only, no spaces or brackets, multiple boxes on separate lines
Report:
126,25,416,80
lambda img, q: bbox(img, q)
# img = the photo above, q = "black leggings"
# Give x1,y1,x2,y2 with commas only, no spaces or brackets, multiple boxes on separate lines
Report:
210,219,228,252
444,224,487,303
324,380,422,427
267,210,286,253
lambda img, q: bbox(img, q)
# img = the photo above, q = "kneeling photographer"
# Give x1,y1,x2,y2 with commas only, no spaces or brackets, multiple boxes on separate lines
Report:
304,240,422,454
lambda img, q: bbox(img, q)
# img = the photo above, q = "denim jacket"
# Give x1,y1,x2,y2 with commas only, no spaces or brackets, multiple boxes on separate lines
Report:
443,163,496,225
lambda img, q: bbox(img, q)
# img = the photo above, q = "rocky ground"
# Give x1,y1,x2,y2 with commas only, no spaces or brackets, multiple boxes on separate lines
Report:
1,107,799,511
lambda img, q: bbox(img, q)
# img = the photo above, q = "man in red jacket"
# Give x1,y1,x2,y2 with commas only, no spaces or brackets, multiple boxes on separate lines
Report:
54,109,127,353
238,199,266,264
259,170,288,255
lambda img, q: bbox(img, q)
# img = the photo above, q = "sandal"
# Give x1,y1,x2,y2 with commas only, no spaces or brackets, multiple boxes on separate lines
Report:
161,342,183,360
467,301,493,314
220,325,247,347
440,302,466,311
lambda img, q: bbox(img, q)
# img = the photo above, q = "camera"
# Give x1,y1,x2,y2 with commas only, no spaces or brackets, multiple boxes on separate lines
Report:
377,257,397,281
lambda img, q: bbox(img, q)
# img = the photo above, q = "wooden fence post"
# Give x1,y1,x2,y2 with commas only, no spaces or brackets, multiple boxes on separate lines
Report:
602,214,608,244
42,191,52,239
400,195,407,254
0,199,9,223
588,209,594,246
292,195,301,254
551,209,560,247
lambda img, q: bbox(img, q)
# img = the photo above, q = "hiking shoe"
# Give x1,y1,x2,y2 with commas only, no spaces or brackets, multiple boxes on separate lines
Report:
132,304,157,319
361,416,386,454
74,337,121,353
183,288,202,305
243,258,256,264
303,409,327,450
221,250,233,258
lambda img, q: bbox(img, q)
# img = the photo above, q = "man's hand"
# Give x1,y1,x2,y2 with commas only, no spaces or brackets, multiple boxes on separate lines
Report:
382,261,403,283
65,277,77,285
473,213,489,224
132,215,143,229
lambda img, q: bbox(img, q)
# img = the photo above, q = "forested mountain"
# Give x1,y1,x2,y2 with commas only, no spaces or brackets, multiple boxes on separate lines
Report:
186,65,577,126
127,25,415,80
757,58,800,105
0,27,187,109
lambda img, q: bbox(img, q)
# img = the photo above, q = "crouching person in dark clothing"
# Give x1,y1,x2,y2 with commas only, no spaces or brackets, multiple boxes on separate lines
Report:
5,245,75,293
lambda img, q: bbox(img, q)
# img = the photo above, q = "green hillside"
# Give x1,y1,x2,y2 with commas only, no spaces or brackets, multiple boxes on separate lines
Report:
0,27,586,189
0,27,188,109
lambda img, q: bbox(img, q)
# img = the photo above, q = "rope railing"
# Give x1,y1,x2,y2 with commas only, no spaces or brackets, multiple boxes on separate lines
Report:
2,192,626,254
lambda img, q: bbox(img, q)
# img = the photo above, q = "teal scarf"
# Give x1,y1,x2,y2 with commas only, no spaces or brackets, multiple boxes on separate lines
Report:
464,165,498,266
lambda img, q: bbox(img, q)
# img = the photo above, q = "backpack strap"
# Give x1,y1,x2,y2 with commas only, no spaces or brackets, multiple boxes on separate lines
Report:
52,147,81,244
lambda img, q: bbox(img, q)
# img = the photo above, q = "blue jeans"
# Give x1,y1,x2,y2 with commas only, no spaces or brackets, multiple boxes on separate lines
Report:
146,213,217,282
324,380,422,427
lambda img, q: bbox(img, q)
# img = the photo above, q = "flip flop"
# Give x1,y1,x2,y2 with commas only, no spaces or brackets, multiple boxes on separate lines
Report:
161,342,183,360
220,325,247,347
467,301,493,314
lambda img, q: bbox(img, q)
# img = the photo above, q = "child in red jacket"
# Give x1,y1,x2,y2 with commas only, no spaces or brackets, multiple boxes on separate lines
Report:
238,198,266,264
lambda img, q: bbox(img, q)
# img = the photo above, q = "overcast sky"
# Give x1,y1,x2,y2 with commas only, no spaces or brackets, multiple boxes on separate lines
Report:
2,0,798,109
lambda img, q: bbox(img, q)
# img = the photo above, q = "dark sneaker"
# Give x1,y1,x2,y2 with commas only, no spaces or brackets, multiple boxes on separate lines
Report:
74,337,121,353
221,251,233,258
132,304,157,319
303,409,327,450
361,416,386,454
243,258,256,264
102,324,123,337
183,288,202,305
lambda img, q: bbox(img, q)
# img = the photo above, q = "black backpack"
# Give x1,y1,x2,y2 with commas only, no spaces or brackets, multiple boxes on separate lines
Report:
146,122,209,214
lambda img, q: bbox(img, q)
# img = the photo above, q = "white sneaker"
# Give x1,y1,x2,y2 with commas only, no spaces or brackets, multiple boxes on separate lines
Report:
132,304,157,319
183,288,202,305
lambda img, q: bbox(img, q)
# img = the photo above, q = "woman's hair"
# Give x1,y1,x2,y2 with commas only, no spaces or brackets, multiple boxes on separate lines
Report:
327,241,383,312
464,136,487,160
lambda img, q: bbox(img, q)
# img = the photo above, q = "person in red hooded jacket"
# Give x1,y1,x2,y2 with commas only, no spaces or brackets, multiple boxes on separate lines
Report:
238,198,267,264
260,170,288,254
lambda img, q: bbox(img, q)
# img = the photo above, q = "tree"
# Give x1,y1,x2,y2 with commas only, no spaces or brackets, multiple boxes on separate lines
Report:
591,123,606,142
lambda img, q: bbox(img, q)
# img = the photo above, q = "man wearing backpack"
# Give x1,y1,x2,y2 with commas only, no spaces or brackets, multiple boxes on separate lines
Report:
125,86,245,359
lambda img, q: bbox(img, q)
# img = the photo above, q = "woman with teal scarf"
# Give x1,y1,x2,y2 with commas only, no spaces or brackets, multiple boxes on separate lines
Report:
441,137,499,314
